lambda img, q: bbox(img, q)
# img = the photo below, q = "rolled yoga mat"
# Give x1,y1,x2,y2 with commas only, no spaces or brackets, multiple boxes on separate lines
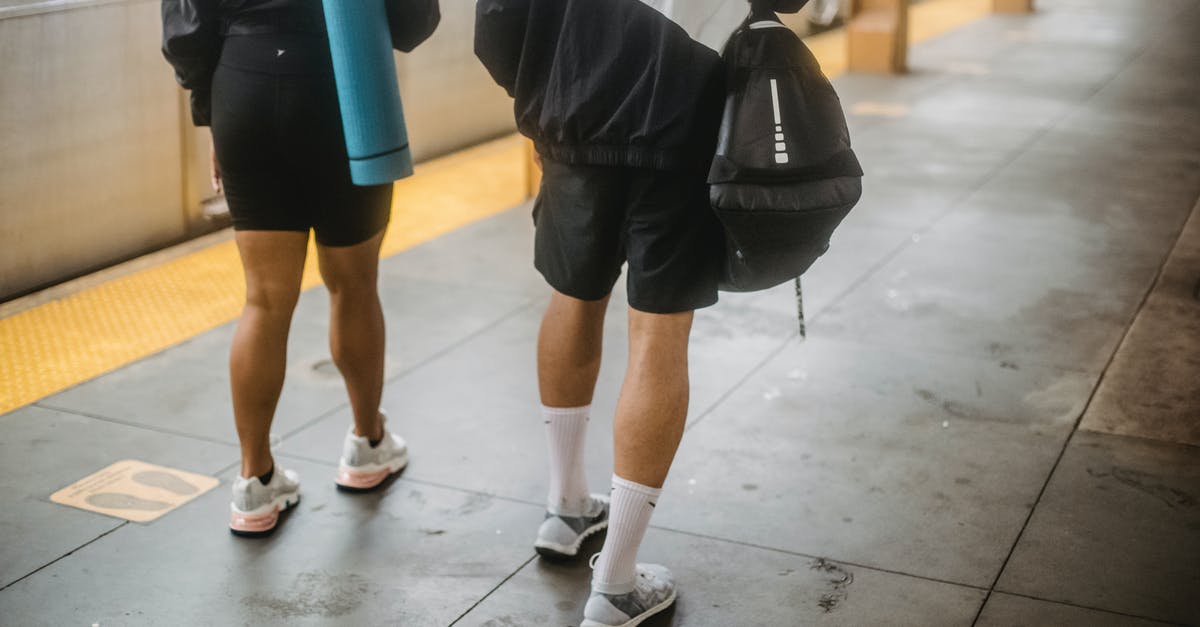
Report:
322,0,413,185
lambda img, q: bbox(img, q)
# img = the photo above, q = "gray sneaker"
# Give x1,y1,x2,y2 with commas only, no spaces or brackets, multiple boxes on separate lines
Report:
229,465,300,537
582,563,677,627
534,494,609,559
335,411,409,492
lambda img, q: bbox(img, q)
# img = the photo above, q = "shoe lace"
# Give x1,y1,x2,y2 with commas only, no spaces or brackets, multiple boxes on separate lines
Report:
589,552,601,570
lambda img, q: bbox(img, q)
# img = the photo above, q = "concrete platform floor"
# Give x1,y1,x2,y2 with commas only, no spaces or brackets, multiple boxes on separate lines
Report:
3,0,1200,625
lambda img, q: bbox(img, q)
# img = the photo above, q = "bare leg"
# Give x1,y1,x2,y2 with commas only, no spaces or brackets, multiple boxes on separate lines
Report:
317,231,387,441
230,230,308,479
538,290,610,408
587,306,693,596
612,308,693,488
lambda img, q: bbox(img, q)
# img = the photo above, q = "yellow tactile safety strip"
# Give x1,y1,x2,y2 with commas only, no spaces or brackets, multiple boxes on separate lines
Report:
910,0,994,44
804,0,993,76
0,0,992,415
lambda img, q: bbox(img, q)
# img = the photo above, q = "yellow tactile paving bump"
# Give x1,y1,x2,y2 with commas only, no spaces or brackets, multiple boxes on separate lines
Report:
0,0,991,415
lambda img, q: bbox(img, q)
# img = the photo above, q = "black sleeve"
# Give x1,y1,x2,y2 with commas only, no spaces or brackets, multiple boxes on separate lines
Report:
474,0,530,97
386,0,442,53
161,0,221,126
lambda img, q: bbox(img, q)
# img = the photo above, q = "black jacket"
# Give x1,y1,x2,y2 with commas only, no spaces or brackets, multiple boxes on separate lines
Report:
474,0,807,172
162,0,438,126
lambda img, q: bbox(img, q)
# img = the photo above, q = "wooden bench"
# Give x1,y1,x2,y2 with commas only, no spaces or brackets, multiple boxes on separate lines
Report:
847,0,910,74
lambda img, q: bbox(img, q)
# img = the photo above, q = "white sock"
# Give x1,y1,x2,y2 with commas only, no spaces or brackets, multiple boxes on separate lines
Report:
592,474,662,594
543,404,591,516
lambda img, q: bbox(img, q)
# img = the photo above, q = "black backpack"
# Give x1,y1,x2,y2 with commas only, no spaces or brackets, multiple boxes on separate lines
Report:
708,6,863,292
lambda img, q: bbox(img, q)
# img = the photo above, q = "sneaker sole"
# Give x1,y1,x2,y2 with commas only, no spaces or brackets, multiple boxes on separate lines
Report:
335,454,408,493
534,518,609,560
229,492,300,538
580,589,676,627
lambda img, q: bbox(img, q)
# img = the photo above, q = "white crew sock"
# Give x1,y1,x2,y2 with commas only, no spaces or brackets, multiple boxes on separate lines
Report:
592,474,662,594
543,404,591,516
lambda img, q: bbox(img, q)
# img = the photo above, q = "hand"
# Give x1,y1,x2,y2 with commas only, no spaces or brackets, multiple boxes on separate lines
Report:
209,135,222,193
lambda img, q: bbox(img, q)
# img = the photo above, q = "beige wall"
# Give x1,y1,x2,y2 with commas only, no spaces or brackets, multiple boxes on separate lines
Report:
0,0,516,300
1,1,186,299
400,2,518,161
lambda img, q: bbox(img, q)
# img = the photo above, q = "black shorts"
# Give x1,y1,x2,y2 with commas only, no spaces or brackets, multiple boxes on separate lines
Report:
533,159,721,314
210,33,391,247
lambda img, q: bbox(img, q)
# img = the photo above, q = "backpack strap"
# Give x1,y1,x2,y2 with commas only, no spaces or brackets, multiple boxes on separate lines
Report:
795,277,807,340
729,1,782,46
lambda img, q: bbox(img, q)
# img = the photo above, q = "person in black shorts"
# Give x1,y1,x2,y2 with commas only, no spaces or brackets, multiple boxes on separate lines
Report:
163,0,422,536
476,1,750,625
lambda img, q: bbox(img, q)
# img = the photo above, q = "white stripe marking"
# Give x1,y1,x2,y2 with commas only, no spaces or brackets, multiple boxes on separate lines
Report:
769,78,782,126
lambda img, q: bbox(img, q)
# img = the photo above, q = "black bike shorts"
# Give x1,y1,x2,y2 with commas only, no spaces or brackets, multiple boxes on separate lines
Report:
210,32,391,247
533,159,721,314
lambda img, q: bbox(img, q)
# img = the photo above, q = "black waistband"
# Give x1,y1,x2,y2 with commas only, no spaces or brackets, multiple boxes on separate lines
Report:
221,10,327,37
217,29,334,75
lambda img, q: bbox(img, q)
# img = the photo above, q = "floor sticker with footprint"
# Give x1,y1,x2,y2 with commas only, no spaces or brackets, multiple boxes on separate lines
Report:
51,460,219,523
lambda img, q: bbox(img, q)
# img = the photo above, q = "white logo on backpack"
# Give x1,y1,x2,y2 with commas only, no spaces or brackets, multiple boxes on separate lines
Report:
770,78,789,165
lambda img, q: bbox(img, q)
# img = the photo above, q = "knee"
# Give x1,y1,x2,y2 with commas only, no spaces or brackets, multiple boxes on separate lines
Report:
549,290,609,326
324,270,378,301
244,281,300,317
628,310,693,355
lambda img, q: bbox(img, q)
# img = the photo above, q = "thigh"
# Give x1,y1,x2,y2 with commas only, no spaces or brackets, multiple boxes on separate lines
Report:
532,159,629,302
316,229,384,294
623,169,721,314
310,182,393,248
277,72,393,247
234,230,309,309
211,64,309,234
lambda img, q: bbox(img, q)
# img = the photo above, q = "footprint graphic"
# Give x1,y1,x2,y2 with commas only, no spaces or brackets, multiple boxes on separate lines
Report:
87,492,170,511
132,470,197,496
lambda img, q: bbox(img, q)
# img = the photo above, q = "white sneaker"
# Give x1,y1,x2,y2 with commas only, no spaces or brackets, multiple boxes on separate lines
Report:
534,494,609,559
581,563,677,627
335,412,408,492
229,465,300,537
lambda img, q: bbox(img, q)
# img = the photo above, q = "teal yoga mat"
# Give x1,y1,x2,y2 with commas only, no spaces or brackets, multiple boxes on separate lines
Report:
322,0,413,185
